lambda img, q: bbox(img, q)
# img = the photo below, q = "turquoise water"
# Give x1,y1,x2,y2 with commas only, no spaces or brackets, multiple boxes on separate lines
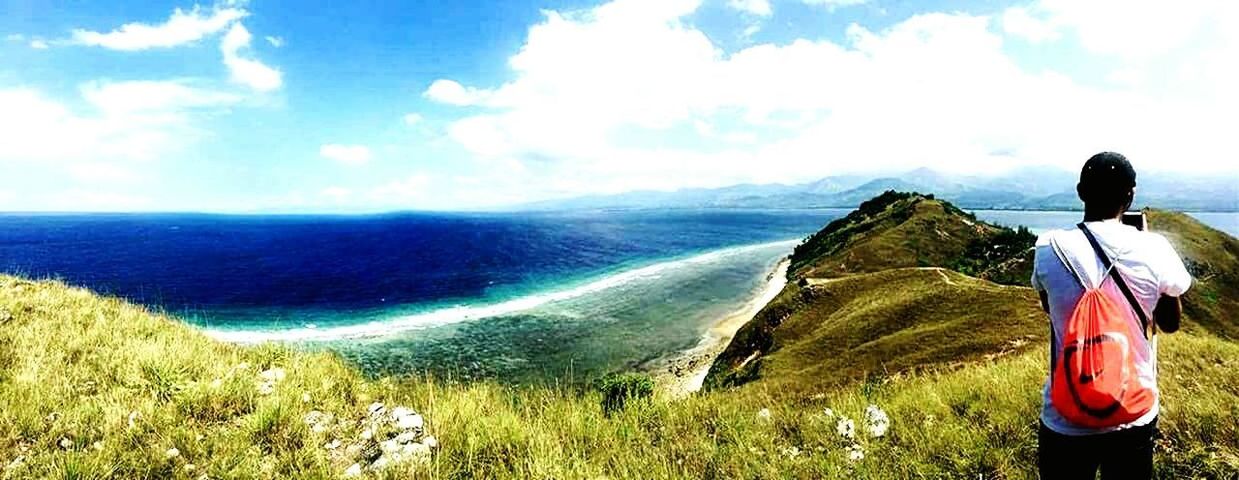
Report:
2,208,1232,383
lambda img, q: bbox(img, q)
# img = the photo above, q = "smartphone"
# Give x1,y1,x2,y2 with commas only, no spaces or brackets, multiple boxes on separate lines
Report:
1122,212,1146,231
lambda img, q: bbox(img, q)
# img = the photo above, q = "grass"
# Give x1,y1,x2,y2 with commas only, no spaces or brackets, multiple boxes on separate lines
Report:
790,192,1011,280
1,274,1237,479
1,202,1235,478
706,268,1045,393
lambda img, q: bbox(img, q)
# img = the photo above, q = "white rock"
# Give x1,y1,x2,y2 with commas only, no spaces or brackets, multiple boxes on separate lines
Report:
359,429,374,440
380,439,401,454
184,464,196,473
422,435,438,449
343,463,362,477
864,404,890,438
311,423,328,434
395,431,418,444
756,408,772,420
403,442,431,458
127,411,140,429
166,447,180,459
304,410,326,425
58,438,73,449
847,443,865,462
367,402,386,417
396,413,423,431
324,439,341,450
301,392,312,403
390,406,414,419
257,381,275,396
837,417,856,440
259,368,286,383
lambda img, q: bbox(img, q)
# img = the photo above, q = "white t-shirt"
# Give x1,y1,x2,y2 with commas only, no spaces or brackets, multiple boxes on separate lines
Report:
1031,219,1192,436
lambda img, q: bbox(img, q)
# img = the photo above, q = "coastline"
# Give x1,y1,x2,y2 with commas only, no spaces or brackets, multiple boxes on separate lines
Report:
650,257,791,398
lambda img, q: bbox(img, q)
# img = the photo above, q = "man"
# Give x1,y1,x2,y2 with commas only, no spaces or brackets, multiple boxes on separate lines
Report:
1031,152,1192,479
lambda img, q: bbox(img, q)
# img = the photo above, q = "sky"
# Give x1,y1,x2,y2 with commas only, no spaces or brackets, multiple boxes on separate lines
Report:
0,0,1236,212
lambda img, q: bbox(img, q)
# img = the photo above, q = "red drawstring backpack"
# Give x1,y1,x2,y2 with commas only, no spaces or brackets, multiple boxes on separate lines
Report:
1049,223,1155,428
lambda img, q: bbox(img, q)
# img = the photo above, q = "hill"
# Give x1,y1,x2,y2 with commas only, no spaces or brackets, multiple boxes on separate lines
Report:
1148,209,1239,339
1,274,1237,478
703,268,1044,392
706,198,1234,395
787,191,1034,281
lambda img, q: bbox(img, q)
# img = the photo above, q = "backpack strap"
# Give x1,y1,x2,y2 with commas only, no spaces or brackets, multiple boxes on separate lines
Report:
1078,223,1151,340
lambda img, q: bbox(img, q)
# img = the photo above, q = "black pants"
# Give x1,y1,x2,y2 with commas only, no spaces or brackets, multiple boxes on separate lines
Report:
1038,419,1156,479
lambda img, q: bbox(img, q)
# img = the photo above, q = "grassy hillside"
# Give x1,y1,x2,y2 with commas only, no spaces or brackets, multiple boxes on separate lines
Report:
704,268,1044,393
1147,209,1239,339
1,275,1237,479
711,192,1041,392
789,191,1034,283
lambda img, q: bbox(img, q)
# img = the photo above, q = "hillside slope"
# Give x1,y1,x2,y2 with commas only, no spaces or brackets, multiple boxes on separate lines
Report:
708,198,1233,394
789,191,1033,282
1148,209,1239,339
1,275,1236,478
704,268,1043,392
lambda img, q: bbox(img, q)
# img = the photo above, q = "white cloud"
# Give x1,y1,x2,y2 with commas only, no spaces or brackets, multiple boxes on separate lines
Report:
66,162,145,183
4,33,23,42
802,0,869,10
28,39,49,49
403,113,424,126
221,23,282,91
423,79,491,106
320,144,372,166
265,35,284,47
1001,7,1060,43
423,0,1238,200
48,190,153,211
321,186,352,201
71,5,246,51
80,80,242,114
728,0,771,16
0,86,205,164
368,175,430,204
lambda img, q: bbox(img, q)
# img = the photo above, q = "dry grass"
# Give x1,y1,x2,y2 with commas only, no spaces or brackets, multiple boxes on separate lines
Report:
1,275,1237,479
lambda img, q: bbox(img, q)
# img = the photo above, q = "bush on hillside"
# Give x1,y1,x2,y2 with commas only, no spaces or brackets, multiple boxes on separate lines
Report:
951,226,1036,284
593,372,654,415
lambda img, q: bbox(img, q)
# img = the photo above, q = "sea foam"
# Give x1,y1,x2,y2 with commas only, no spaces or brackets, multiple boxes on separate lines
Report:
204,239,797,343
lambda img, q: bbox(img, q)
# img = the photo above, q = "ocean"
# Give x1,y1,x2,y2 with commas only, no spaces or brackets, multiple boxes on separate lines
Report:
1,209,1234,382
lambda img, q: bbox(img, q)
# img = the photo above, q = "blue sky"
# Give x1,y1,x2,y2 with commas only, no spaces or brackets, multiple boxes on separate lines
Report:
0,0,1235,212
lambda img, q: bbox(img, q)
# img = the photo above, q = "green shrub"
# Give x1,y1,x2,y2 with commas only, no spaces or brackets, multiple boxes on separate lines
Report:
593,372,654,415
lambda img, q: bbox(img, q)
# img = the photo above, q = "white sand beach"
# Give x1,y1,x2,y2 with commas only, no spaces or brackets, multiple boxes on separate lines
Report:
652,258,790,398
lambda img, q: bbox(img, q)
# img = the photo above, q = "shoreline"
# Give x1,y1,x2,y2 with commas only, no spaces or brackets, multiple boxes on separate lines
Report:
650,257,791,398
202,240,799,344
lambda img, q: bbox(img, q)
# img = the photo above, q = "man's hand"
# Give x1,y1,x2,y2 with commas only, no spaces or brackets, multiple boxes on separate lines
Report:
1153,294,1181,333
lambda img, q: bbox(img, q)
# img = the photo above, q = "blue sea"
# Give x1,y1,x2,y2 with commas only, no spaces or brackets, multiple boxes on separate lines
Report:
1,209,1233,382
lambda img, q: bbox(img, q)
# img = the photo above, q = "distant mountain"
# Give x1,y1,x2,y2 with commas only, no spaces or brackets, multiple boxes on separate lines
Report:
513,168,1239,212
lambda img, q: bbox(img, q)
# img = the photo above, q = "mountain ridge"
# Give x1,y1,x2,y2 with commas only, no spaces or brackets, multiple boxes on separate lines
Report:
514,168,1239,212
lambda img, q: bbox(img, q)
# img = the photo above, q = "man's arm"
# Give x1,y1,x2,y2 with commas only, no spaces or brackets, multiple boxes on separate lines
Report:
1153,294,1181,333
1151,234,1191,334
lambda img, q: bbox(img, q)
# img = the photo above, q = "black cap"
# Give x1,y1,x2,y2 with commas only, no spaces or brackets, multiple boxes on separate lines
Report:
1080,152,1136,191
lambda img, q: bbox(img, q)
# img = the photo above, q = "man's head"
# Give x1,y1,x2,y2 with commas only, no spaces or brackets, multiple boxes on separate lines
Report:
1077,152,1136,216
